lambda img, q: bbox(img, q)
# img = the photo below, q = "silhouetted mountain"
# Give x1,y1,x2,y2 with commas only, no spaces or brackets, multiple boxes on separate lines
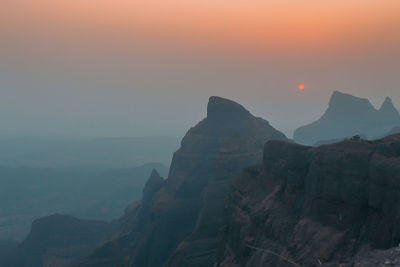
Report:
379,97,399,119
77,96,287,267
0,163,168,241
218,134,400,266
294,91,400,145
3,215,113,267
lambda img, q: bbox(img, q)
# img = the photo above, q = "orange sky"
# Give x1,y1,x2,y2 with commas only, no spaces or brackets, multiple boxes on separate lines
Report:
2,0,400,51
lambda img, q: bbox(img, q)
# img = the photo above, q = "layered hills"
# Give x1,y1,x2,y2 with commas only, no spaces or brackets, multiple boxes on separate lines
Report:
0,163,168,242
3,215,113,267
4,94,400,267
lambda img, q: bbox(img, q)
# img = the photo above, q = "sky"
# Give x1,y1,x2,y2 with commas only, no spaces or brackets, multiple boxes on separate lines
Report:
1,0,400,138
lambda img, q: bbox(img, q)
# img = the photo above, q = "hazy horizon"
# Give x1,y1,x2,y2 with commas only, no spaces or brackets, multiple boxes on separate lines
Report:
0,91,398,139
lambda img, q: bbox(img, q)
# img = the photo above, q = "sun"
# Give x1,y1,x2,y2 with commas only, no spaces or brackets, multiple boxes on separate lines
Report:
298,84,305,90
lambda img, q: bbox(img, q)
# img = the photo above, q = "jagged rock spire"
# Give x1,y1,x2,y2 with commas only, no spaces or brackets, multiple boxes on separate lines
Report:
142,169,163,201
380,96,400,117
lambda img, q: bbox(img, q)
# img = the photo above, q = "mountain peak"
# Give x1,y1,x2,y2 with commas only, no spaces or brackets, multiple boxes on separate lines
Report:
331,90,350,98
328,91,372,109
380,96,399,114
146,169,163,188
207,96,251,122
143,169,164,201
329,91,353,102
150,169,161,179
383,96,393,104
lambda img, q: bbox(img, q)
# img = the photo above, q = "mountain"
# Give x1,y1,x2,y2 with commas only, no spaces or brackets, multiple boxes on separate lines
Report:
294,91,400,145
380,96,400,119
2,215,113,267
218,134,400,266
77,96,287,267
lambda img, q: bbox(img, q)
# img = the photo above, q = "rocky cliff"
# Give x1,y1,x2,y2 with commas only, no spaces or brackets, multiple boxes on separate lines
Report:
218,134,400,267
294,91,400,145
77,96,287,267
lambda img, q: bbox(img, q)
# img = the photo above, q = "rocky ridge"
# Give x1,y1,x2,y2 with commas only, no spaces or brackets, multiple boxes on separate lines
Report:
218,134,400,267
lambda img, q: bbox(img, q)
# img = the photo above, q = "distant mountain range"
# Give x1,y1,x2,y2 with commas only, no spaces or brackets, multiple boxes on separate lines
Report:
0,162,168,242
3,215,114,267
294,91,400,145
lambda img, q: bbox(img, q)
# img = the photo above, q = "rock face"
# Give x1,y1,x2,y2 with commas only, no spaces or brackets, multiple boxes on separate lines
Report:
78,96,287,267
294,91,400,145
218,134,400,267
3,215,111,267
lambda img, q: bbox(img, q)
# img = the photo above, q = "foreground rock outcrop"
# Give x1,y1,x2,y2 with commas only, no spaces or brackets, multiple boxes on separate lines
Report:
218,134,400,266
3,215,112,267
294,91,400,145
77,96,287,267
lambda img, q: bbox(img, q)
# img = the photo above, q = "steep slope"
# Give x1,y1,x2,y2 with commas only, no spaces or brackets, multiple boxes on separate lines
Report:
78,96,287,267
294,91,400,145
218,134,400,267
3,215,112,267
